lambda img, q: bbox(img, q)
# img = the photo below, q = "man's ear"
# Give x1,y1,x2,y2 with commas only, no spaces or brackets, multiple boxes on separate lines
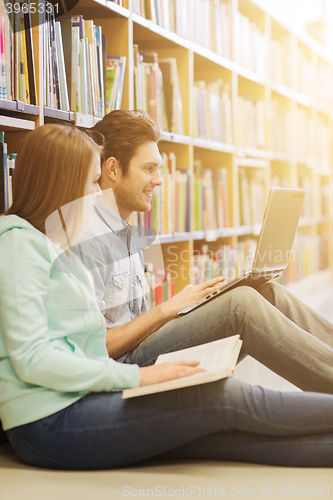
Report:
105,157,120,181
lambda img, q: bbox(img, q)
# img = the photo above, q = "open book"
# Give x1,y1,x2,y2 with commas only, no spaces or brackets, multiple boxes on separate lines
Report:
122,335,242,399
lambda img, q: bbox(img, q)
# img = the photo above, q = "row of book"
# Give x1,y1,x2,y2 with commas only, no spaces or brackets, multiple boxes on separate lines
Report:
130,158,230,235
306,177,329,219
0,4,127,117
133,47,184,135
271,44,333,107
192,0,232,59
105,56,126,114
191,234,330,289
45,14,106,117
193,161,230,231
192,240,257,285
298,174,332,219
270,38,292,89
234,11,268,79
270,42,333,109
296,48,314,99
270,174,289,192
0,133,16,213
131,164,229,236
237,97,266,150
192,231,330,289
129,0,332,108
296,110,330,161
298,174,312,219
132,0,190,40
239,168,265,226
316,62,333,110
281,233,330,285
270,100,292,153
193,80,232,144
144,266,176,308
190,89,331,157
0,6,37,104
110,0,128,7
319,182,330,217
271,173,330,220
238,97,331,160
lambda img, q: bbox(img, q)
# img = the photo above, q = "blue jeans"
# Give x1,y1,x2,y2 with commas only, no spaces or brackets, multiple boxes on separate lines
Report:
6,377,333,469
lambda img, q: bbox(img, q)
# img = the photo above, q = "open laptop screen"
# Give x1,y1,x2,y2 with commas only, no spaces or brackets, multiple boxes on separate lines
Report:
252,188,305,272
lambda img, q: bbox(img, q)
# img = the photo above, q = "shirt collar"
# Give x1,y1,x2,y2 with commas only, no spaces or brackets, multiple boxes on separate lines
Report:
93,197,131,233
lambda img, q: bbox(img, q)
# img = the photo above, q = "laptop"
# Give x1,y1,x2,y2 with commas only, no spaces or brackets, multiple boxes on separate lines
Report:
178,187,305,316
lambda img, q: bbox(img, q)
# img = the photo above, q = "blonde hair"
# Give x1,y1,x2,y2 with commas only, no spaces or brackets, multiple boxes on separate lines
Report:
6,124,102,245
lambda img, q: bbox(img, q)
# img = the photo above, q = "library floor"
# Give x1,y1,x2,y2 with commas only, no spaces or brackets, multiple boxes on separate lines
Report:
1,283,333,499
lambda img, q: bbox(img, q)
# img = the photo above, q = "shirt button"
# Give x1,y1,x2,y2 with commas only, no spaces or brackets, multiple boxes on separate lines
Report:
131,284,134,288
121,282,124,286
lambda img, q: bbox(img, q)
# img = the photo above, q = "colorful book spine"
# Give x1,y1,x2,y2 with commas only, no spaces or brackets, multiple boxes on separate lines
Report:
0,131,6,212
7,153,16,208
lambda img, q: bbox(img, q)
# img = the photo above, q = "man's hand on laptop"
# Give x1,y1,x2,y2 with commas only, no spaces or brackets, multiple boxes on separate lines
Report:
158,276,225,320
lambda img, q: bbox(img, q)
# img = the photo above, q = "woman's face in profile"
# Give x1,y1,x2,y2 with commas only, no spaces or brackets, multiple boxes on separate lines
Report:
44,153,102,248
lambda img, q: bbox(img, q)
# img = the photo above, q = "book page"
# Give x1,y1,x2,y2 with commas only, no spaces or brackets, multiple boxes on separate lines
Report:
122,335,242,399
156,335,240,372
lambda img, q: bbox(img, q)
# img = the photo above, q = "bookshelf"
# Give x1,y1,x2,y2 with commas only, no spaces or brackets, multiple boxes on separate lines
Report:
1,0,332,295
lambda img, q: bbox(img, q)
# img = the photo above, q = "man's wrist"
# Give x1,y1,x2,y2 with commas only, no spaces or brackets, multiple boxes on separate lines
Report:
156,302,176,322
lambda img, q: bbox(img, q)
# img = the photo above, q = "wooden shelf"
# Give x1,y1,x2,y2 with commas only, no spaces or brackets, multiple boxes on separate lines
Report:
236,224,262,236
106,0,129,17
0,115,35,131
193,138,235,154
192,44,236,72
68,0,129,19
236,148,268,160
270,82,294,100
148,232,191,245
235,157,268,168
160,132,191,145
193,227,237,241
0,100,39,116
74,113,96,128
133,13,191,49
44,108,75,122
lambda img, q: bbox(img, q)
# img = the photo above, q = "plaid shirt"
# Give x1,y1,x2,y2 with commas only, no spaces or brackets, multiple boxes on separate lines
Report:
71,198,148,330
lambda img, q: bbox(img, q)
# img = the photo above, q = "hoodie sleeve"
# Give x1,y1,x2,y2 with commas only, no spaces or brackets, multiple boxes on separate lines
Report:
0,228,140,393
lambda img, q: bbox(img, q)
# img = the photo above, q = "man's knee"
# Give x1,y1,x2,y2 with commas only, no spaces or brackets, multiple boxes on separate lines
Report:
259,281,288,303
227,285,261,307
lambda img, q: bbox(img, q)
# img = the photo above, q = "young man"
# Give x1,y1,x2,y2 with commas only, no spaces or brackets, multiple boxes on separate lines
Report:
72,110,333,395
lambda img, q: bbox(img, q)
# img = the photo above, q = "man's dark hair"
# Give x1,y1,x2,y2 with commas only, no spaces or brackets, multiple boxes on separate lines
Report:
91,110,161,175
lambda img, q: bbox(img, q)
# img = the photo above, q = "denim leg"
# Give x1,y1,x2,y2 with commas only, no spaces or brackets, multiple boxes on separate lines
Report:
164,430,333,467
123,285,333,394
7,377,333,469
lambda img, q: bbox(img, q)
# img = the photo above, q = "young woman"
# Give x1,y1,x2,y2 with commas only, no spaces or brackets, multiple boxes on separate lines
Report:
1,123,333,470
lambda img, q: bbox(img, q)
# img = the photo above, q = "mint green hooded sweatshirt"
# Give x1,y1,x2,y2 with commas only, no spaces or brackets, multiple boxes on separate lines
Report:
0,215,140,431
